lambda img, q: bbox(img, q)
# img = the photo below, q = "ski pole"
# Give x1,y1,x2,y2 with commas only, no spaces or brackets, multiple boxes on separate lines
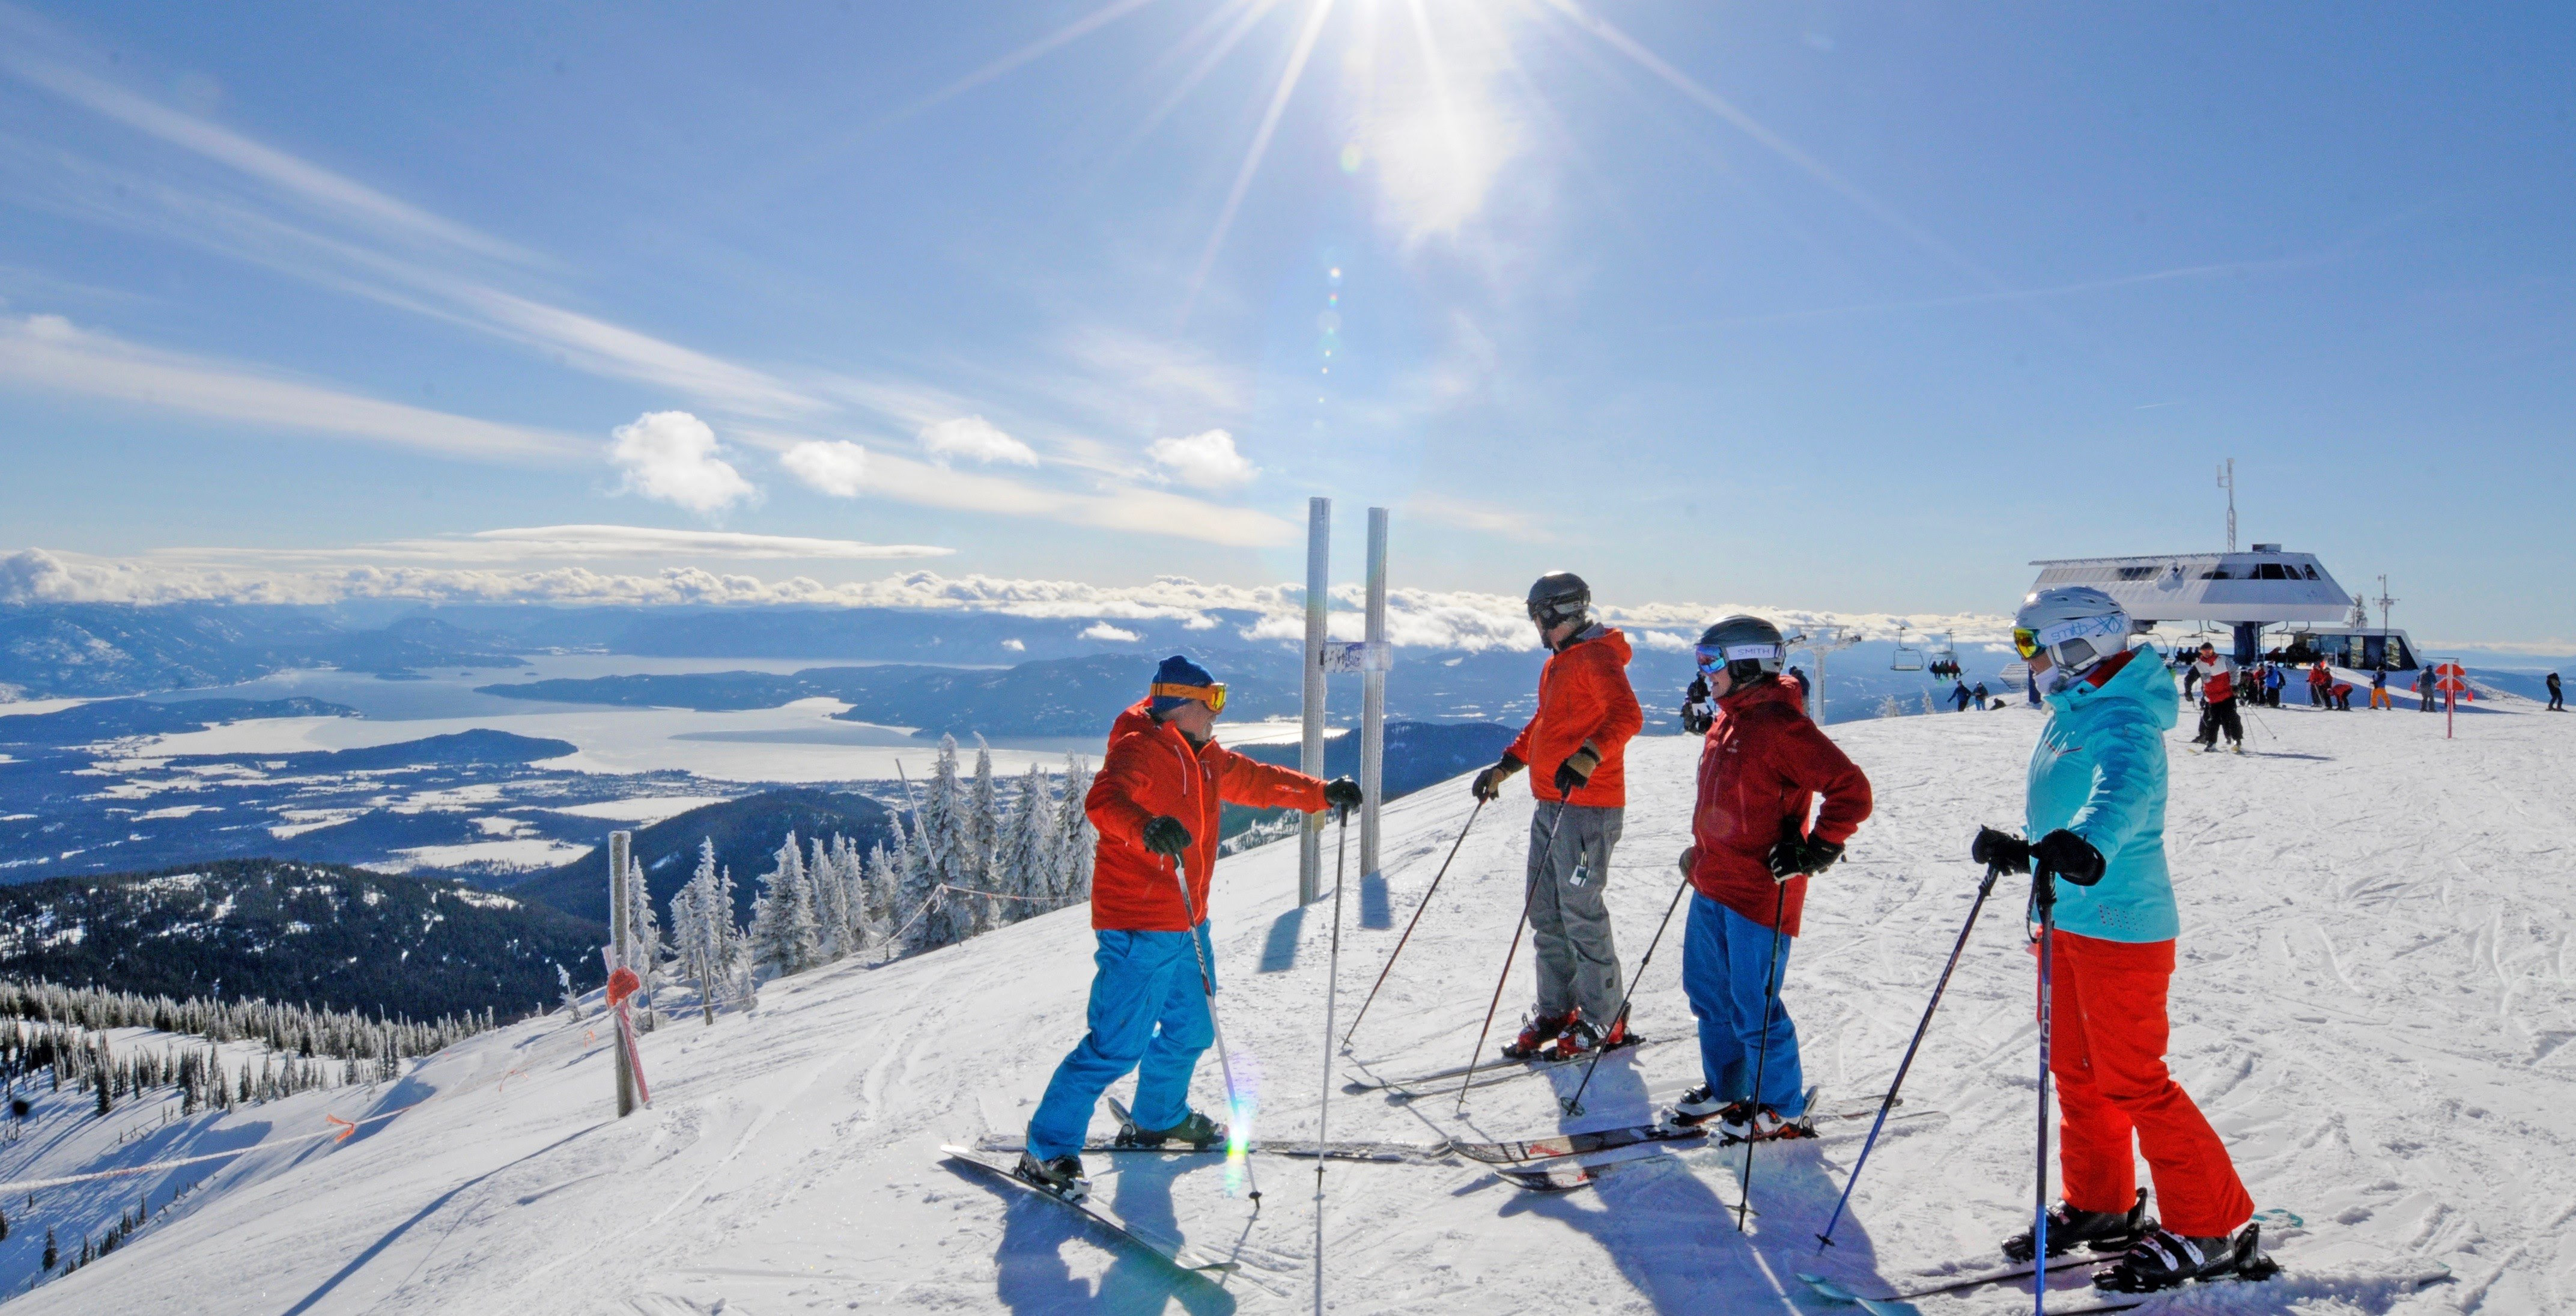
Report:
1167,854,1260,1207
1815,860,2005,1251
1314,805,1349,1314
1343,798,1483,1049
2031,866,2059,1310
1455,799,1569,1112
1560,864,1694,1116
1736,879,1791,1233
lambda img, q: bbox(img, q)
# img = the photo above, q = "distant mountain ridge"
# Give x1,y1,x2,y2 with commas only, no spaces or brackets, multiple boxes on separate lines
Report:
0,859,607,1019
0,604,525,699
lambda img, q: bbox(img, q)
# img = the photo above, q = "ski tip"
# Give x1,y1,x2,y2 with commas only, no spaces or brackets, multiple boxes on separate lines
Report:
1794,1272,1856,1302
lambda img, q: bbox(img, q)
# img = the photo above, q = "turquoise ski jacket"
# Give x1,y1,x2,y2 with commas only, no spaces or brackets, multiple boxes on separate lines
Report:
2026,646,2180,943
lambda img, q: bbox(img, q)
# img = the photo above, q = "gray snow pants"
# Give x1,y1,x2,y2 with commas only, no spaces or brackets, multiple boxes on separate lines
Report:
1526,800,1625,1025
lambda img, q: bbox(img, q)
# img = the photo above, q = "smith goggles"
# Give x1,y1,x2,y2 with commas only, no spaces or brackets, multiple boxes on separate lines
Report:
1695,642,1781,673
2012,612,2128,660
1150,681,1227,713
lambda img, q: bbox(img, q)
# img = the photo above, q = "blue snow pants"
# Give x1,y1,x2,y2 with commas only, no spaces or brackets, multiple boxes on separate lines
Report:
1681,893,1806,1116
1025,924,1218,1160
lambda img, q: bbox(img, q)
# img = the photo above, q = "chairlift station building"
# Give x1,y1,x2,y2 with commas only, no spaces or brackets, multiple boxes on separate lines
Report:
2027,545,2413,668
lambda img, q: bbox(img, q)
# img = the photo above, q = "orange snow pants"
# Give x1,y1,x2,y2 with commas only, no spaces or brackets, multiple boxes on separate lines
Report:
2045,930,2254,1238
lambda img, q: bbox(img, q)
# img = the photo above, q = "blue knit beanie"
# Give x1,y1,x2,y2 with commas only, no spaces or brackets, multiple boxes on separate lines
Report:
1149,653,1217,714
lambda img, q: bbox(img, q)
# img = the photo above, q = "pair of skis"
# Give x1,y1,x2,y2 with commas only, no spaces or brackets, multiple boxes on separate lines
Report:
1340,1034,1672,1101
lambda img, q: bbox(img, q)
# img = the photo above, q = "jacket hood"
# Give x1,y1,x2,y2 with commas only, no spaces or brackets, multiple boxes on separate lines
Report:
1108,699,1178,749
2044,645,2178,731
1567,624,1632,662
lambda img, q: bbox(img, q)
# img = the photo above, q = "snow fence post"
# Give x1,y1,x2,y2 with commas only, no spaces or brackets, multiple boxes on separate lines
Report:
1299,496,1330,906
609,830,637,1118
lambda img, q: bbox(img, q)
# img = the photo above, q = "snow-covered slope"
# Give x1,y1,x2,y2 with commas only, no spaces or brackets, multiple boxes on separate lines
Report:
16,696,2573,1313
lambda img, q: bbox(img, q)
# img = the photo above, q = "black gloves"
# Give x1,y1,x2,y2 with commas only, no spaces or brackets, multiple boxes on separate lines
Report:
1141,815,1192,858
2031,829,2106,886
1471,754,1525,802
1972,825,2032,874
1680,676,1713,734
1766,836,1845,880
1322,776,1364,817
1677,845,1698,879
1553,742,1602,796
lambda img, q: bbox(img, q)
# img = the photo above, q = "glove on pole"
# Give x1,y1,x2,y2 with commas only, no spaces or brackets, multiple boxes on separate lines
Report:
1456,799,1571,1112
1815,859,2006,1250
1736,876,1791,1233
1167,854,1260,1206
1343,799,1483,1049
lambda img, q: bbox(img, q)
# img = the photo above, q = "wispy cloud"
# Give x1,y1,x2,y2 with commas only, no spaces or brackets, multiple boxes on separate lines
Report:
157,525,950,564
919,415,1039,466
0,313,584,462
1405,492,1552,542
779,440,870,497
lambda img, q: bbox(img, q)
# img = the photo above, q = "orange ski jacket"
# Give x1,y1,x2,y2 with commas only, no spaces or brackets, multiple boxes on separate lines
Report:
1504,625,1644,808
1085,700,1331,931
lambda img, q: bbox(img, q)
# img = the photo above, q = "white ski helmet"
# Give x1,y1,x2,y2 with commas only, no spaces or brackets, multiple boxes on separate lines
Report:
2014,586,2134,675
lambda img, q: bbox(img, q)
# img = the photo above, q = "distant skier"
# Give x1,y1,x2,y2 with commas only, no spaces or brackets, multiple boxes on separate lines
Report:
2264,663,2285,708
2189,643,2243,753
1016,655,1359,1199
1973,681,1991,710
1659,616,1871,1141
1951,680,1973,712
2549,672,2563,711
2369,666,2392,710
1976,588,2264,1293
2416,666,2435,712
1470,572,1644,1061
2307,661,2333,709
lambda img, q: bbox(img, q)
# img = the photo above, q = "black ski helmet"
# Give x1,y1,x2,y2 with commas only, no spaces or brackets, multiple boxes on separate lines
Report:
1526,571,1591,629
1696,615,1785,686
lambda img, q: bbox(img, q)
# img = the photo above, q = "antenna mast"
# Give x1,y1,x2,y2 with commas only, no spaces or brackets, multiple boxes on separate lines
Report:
2375,574,2398,633
2216,458,2236,553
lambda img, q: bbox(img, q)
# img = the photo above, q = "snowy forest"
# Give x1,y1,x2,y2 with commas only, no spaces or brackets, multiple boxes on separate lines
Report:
618,739,1099,1014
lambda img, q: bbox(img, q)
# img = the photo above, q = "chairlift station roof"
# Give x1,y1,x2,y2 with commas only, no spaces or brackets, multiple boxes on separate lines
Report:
2027,546,2353,625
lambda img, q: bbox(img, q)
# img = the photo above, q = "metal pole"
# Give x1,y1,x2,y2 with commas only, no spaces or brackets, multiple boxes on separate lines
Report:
1168,857,1260,1206
2033,871,2058,1311
1301,497,1331,905
608,830,636,1118
1360,508,1388,880
1343,799,1483,1049
1736,880,1790,1232
1314,809,1349,1312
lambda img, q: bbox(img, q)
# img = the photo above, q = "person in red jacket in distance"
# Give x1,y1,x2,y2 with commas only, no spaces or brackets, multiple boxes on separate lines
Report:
1469,571,1645,1062
1659,615,1873,1141
1017,655,1360,1200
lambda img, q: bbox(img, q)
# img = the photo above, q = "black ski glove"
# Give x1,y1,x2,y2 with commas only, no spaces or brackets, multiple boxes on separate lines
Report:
1471,754,1524,802
2032,829,2106,886
1972,826,2032,874
1680,677,1713,734
1767,836,1845,879
1141,815,1192,858
1322,776,1364,817
1552,742,1602,797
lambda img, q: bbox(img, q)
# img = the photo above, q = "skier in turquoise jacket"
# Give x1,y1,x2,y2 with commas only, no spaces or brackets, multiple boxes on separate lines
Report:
1974,586,2264,1294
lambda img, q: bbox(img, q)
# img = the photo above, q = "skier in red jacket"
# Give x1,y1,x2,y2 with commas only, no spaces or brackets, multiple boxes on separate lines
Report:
1470,572,1644,1061
1659,615,1872,1141
1018,655,1359,1199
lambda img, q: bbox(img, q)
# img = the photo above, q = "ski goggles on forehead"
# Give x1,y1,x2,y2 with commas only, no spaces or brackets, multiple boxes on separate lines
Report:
1695,643,1781,672
1150,681,1226,713
2012,612,2127,659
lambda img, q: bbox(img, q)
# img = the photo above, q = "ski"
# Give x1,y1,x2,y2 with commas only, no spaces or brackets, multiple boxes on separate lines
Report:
1450,1122,1705,1165
940,1145,1275,1291
1349,1035,1674,1100
2038,1261,2450,1314
971,1133,1453,1165
1796,1255,2097,1311
1492,1141,1748,1206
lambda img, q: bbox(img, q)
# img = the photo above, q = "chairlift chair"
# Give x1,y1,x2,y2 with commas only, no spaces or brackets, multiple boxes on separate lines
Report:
1889,622,1925,672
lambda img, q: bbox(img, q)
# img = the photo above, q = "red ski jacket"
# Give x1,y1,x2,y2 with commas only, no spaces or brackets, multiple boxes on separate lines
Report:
1086,700,1331,931
1687,677,1873,936
1504,626,1644,808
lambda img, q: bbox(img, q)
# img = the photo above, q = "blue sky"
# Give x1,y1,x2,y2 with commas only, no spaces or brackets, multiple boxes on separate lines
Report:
2,2,2571,644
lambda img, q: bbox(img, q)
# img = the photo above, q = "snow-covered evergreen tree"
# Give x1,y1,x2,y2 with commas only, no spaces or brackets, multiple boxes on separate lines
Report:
1053,754,1096,905
807,835,846,962
747,833,823,977
860,839,900,961
966,741,1001,933
995,764,1053,922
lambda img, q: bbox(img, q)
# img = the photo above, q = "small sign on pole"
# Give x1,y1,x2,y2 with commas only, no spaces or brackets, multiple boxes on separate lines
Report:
1319,641,1392,675
2431,660,2472,739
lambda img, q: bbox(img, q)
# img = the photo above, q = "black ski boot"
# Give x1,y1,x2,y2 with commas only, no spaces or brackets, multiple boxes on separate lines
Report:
1501,1010,1575,1061
2094,1222,2277,1293
1659,1083,1729,1133
1013,1151,1089,1201
1119,1109,1227,1151
2002,1188,2151,1262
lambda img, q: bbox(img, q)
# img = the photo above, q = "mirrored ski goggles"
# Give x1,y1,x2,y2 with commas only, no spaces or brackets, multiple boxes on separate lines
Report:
2012,612,2127,660
1695,642,1781,673
1150,681,1227,713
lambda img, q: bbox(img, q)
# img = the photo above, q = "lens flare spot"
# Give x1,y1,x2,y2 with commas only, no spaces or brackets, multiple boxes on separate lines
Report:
1340,142,1364,172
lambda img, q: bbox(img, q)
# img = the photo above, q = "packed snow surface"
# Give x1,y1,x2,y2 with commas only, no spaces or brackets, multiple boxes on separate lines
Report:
14,696,2572,1313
